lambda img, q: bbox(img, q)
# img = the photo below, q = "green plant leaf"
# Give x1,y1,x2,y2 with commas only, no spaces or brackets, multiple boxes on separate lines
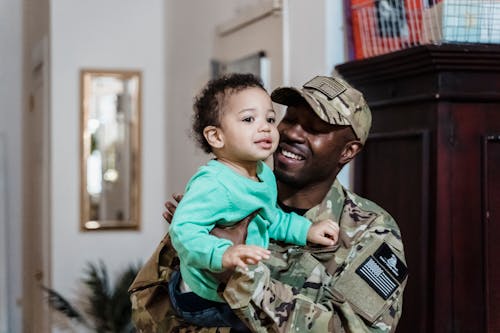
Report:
82,261,112,332
41,285,89,327
109,263,141,333
42,260,142,333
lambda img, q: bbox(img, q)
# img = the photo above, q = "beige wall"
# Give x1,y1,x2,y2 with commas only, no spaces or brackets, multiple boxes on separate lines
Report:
0,0,23,329
164,0,256,195
50,2,166,332
0,1,348,331
213,3,284,91
165,0,349,194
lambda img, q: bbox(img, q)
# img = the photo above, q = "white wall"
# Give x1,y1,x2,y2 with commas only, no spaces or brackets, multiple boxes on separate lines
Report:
165,0,257,194
285,0,346,85
285,0,351,187
213,1,284,92
165,0,350,193
0,0,23,331
50,0,166,301
0,1,351,330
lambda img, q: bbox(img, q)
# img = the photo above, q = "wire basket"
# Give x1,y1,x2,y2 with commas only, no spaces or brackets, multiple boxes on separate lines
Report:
350,0,500,59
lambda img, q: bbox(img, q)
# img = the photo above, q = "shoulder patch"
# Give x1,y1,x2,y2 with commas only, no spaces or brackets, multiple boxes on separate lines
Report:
355,243,407,300
374,243,408,283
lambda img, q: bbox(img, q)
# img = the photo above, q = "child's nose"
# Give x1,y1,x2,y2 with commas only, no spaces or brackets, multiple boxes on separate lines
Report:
260,121,271,132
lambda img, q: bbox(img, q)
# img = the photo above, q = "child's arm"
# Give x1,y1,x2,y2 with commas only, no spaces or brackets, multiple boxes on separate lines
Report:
270,209,339,247
170,174,271,272
169,176,234,272
306,219,339,246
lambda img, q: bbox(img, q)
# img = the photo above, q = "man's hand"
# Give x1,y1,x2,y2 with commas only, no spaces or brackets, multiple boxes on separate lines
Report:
307,219,339,246
163,193,183,224
222,245,270,270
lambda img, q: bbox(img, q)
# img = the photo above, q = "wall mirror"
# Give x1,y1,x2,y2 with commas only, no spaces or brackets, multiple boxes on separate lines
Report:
80,70,141,230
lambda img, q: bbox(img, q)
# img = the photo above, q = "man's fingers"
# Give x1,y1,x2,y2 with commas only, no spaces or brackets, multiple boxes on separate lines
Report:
163,200,177,223
163,211,173,224
165,201,177,214
172,193,183,203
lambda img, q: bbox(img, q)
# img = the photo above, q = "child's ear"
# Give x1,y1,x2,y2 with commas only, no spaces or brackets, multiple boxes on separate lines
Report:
203,126,224,149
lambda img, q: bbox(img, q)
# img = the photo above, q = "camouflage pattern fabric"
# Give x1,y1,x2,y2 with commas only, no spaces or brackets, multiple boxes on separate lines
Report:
271,76,372,144
223,179,407,333
129,179,406,332
128,234,231,333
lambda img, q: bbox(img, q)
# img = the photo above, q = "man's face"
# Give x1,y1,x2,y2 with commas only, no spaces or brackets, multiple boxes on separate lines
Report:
273,104,352,188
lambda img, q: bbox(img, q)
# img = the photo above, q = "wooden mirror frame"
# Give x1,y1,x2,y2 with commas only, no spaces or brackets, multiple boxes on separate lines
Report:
79,69,141,231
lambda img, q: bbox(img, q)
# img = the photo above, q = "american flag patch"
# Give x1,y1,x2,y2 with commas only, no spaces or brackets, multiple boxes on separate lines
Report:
356,257,398,300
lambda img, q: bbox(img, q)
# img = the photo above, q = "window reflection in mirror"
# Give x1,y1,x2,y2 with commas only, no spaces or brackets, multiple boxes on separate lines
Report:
80,70,141,230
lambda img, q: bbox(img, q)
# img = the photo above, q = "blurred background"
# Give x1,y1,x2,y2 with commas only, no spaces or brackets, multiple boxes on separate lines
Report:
1,0,347,332
1,0,499,332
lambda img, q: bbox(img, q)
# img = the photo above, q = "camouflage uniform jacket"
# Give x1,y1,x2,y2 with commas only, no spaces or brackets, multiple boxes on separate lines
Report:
129,179,407,332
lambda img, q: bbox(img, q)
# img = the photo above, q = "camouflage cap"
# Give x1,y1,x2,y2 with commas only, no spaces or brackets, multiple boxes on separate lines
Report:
271,76,372,144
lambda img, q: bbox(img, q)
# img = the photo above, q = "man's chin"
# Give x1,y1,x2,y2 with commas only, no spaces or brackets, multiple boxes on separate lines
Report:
274,168,303,187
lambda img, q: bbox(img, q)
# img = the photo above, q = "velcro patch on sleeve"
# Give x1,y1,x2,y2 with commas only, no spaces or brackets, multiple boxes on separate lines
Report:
355,243,407,300
356,257,398,300
332,235,407,323
374,242,408,283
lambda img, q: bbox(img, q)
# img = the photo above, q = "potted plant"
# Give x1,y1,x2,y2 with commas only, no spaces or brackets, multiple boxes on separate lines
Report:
42,261,140,333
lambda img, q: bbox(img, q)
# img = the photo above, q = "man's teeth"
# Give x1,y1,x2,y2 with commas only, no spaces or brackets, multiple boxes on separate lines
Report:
282,149,304,160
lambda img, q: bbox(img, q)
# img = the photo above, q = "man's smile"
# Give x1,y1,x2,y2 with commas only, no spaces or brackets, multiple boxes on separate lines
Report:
280,148,304,160
276,143,306,162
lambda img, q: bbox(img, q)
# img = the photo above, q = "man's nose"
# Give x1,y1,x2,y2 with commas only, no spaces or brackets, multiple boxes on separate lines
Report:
280,123,304,140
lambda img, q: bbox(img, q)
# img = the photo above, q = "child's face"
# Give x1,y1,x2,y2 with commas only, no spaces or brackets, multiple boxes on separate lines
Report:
217,87,279,162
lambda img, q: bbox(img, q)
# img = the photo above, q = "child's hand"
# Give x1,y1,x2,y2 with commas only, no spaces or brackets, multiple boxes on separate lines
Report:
307,219,340,246
222,245,271,270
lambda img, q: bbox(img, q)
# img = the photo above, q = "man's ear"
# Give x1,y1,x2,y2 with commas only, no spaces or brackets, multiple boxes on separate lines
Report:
339,141,363,165
203,126,224,149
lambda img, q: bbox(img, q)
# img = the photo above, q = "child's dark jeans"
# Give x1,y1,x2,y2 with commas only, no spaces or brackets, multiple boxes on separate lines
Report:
168,271,251,332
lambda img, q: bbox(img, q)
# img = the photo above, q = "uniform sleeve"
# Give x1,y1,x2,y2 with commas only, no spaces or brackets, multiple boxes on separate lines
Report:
223,217,406,333
169,174,233,272
268,207,311,246
329,216,406,332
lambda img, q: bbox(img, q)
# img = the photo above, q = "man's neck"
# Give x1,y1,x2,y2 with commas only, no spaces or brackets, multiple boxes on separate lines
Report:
278,201,309,216
277,179,335,210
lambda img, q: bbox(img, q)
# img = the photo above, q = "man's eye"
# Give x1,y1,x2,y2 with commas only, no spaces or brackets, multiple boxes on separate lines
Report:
242,117,254,122
281,115,293,124
267,117,276,124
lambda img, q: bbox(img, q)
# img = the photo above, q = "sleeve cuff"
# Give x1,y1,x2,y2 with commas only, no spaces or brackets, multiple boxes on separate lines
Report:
296,218,312,245
210,241,232,272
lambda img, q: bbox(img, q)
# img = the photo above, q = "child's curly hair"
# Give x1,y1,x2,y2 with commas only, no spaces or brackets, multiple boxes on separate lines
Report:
192,73,266,153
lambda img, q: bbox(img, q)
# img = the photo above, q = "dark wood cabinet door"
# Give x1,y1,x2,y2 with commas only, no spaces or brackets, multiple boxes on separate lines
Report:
337,44,500,333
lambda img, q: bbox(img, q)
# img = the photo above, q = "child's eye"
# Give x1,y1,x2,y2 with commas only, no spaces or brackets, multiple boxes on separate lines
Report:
267,117,276,124
242,117,254,122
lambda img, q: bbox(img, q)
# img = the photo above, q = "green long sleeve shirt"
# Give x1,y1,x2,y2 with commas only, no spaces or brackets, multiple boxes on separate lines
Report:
169,159,311,302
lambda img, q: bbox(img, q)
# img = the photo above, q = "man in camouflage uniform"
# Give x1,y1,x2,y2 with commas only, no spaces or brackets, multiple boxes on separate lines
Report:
129,76,407,332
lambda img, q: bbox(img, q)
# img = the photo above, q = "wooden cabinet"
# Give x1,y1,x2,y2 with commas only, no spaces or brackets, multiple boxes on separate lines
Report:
336,44,500,333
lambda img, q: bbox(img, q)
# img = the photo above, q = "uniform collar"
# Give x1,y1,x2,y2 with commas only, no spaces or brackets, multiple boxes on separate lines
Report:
304,179,345,224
